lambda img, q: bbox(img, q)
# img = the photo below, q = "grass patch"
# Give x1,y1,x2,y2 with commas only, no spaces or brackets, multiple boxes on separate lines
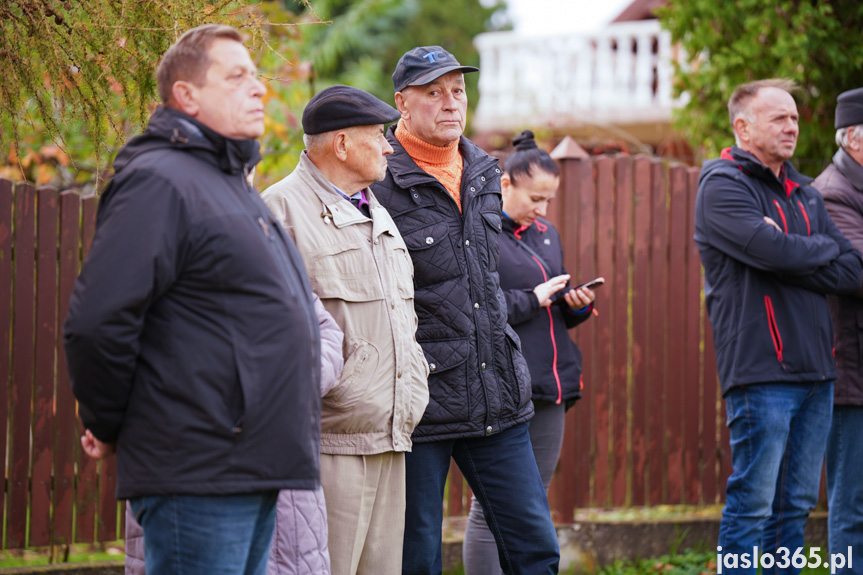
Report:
444,546,833,575
0,542,124,568
575,505,724,523
595,546,831,575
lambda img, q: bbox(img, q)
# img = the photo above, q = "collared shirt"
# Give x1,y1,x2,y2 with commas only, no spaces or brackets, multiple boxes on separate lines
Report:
333,186,370,217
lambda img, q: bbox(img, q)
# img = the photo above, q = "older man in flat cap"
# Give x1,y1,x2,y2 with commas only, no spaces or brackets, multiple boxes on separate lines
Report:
262,85,429,575
371,46,561,575
813,87,863,570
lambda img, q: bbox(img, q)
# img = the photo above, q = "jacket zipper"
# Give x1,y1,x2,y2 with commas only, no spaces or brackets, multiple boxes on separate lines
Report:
455,159,502,422
528,251,562,404
796,200,811,236
771,199,789,233
763,295,785,366
242,166,320,384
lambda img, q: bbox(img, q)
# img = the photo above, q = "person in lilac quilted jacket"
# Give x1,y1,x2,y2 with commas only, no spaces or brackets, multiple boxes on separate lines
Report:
124,292,344,575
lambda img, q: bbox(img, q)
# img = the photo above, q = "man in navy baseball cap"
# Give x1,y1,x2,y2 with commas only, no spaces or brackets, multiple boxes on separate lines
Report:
374,44,562,575
392,45,478,93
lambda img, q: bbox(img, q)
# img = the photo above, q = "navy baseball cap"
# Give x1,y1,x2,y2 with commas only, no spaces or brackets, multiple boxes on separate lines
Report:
392,46,479,93
302,85,401,135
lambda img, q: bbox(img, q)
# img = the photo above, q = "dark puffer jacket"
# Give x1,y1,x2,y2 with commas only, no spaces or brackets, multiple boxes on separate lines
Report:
695,146,863,396
371,125,533,442
498,215,591,405
64,106,322,498
813,148,863,406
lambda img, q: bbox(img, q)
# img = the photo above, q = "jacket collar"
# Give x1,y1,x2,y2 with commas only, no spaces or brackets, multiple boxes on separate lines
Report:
501,213,548,238
114,106,261,176
294,152,398,238
833,147,863,193
714,146,811,197
385,123,497,192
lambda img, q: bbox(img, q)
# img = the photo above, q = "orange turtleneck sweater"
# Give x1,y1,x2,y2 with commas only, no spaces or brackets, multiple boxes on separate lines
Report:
394,119,464,212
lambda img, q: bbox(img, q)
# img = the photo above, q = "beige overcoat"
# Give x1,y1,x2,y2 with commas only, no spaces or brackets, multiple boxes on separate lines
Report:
262,152,429,455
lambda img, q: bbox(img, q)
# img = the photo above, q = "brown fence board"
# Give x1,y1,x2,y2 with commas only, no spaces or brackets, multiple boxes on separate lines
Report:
75,195,100,543
31,187,59,547
593,156,615,506
611,157,632,506
448,458,465,517
0,179,14,544
53,191,81,545
573,159,597,508
99,460,118,541
82,195,97,253
665,165,687,504
9,182,36,549
683,170,702,504
647,161,668,504
702,303,719,504
548,156,583,522
630,157,652,506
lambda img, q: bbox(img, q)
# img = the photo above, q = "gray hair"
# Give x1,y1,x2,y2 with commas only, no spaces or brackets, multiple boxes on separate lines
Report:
836,124,863,149
303,132,330,155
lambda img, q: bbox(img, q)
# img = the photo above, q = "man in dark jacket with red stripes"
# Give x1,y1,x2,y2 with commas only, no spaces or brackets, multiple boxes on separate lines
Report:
695,79,862,575
813,87,863,571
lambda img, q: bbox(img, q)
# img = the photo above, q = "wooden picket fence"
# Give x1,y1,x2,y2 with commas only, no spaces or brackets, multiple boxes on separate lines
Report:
445,155,735,522
0,155,733,548
0,179,123,550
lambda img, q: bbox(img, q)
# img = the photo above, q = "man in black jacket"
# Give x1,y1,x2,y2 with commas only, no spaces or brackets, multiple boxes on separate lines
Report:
371,46,559,575
63,25,326,575
695,79,862,574
813,87,863,571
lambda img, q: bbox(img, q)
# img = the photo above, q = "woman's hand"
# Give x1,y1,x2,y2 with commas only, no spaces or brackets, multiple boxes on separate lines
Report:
534,274,570,307
563,285,595,311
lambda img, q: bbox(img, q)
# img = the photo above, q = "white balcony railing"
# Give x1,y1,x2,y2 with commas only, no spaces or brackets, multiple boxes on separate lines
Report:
472,20,679,132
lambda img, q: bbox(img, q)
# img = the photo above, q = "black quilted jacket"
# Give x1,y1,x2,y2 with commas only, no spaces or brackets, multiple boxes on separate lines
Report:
371,125,534,442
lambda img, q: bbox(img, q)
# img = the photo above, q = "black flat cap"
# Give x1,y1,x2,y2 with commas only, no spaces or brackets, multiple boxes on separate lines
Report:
392,46,478,93
302,85,401,135
835,87,863,129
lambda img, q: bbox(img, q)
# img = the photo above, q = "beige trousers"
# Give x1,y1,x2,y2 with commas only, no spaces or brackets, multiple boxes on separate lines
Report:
321,451,405,575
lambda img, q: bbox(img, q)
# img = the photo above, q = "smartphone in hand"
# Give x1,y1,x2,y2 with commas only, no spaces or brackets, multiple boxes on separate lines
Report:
575,277,605,291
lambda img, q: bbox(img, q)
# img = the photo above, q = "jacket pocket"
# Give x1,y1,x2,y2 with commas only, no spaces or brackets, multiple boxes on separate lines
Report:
324,337,380,412
420,337,470,424
764,295,784,365
502,324,532,415
306,242,384,302
400,221,459,287
480,211,502,272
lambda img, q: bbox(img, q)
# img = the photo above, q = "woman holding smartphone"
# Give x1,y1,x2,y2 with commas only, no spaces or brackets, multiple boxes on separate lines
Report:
462,130,596,575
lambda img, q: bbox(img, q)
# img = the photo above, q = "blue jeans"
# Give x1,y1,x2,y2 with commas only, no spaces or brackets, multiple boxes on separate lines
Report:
719,382,833,575
826,405,863,575
129,491,278,575
402,422,560,575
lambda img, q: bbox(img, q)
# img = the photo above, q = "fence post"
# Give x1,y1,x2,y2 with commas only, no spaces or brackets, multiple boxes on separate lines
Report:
31,186,60,546
0,178,14,546
9,182,36,549
54,190,82,546
630,156,653,506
